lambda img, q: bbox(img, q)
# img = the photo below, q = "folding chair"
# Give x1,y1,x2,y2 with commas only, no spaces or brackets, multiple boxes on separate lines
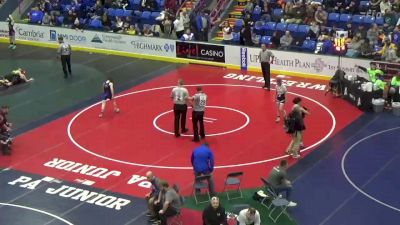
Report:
260,177,292,223
223,172,244,200
193,175,211,204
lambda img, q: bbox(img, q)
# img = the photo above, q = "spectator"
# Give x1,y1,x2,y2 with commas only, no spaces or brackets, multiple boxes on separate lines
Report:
64,10,75,26
370,0,381,11
360,38,374,58
328,24,339,37
355,25,367,40
126,25,137,35
308,22,320,39
202,197,228,225
42,12,51,25
286,1,305,24
271,31,281,48
191,143,215,196
181,9,191,31
345,0,359,14
113,17,124,33
375,37,398,59
305,3,316,24
367,24,380,45
220,21,233,45
314,5,327,25
346,35,363,57
241,21,253,46
280,31,293,50
243,0,254,15
143,25,154,37
72,17,83,31
181,29,194,41
102,13,111,31
345,23,355,39
236,208,261,225
162,15,173,37
174,13,185,39
383,43,400,62
267,160,297,206
380,0,392,14
153,180,182,225
145,171,161,223
196,11,210,42
142,0,157,12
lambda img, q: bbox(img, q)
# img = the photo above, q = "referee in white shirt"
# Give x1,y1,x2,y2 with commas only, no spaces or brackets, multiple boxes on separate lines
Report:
57,36,72,78
259,43,274,90
188,86,207,142
171,79,189,137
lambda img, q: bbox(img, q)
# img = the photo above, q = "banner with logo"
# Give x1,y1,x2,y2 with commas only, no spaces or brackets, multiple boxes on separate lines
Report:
240,47,247,71
226,45,371,78
0,22,176,57
176,41,225,63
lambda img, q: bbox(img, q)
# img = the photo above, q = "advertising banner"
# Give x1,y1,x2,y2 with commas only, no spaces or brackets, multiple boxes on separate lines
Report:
240,47,247,70
226,45,371,78
176,41,225,63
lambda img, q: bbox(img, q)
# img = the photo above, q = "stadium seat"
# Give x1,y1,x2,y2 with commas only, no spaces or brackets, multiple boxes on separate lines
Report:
150,12,161,24
359,1,370,14
123,10,133,17
302,40,316,52
132,10,142,23
276,22,287,34
56,16,64,26
30,10,44,24
141,11,152,25
254,21,265,35
297,25,310,39
260,36,272,45
115,9,124,17
89,19,103,29
252,6,262,21
287,23,298,34
272,8,284,22
234,19,244,33
375,16,384,26
328,13,340,26
108,8,116,17
265,22,276,36
232,32,241,44
352,15,364,26
132,0,141,10
339,14,352,28
61,4,72,12
313,0,323,3
363,15,375,28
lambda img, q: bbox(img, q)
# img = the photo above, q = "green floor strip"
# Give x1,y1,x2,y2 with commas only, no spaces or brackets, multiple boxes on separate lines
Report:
184,188,297,225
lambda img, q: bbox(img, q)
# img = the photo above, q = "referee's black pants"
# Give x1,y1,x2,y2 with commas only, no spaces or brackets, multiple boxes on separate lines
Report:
61,55,72,77
173,104,187,136
261,61,270,89
192,111,205,141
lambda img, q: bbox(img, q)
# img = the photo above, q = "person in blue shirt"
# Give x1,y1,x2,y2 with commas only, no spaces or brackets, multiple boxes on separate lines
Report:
191,143,215,196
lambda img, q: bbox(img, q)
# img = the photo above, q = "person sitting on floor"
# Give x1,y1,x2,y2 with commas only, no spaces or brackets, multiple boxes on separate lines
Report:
202,196,228,225
236,207,261,225
0,68,34,87
153,180,182,225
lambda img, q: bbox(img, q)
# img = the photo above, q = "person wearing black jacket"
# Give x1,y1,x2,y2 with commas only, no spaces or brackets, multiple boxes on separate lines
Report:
202,197,228,225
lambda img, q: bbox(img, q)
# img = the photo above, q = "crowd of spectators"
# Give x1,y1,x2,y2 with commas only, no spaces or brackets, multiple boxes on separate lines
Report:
28,0,211,40
217,0,400,61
